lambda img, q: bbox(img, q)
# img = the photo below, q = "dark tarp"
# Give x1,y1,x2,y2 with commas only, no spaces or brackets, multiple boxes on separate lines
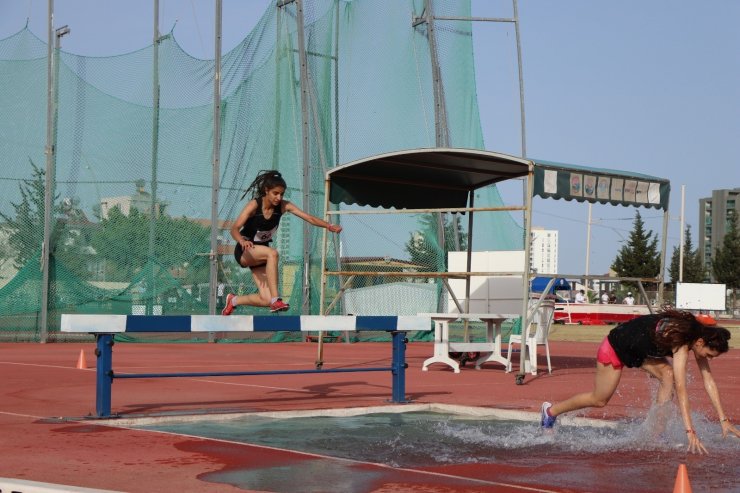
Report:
327,148,531,210
530,276,570,293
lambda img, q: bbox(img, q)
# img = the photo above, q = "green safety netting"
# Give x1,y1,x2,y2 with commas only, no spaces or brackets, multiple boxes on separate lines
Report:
0,0,524,342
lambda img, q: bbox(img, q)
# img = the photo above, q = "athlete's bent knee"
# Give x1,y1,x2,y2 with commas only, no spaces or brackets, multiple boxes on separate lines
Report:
267,248,279,262
592,397,610,408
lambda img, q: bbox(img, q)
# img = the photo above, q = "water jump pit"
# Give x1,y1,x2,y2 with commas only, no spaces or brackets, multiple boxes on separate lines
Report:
108,404,739,493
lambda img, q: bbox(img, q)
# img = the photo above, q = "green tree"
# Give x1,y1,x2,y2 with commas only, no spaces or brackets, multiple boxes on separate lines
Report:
611,211,661,288
0,161,57,269
91,206,210,284
669,225,705,284
711,213,740,290
405,213,467,271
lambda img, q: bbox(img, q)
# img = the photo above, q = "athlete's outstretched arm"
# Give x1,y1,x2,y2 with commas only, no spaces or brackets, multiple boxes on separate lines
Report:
695,353,740,439
284,201,342,232
673,345,707,454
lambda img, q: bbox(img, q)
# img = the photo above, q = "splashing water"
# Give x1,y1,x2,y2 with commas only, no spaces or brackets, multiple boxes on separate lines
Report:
136,408,740,492
140,408,738,468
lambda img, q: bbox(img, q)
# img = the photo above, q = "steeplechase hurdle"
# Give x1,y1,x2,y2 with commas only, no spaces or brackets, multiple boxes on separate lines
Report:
61,314,430,418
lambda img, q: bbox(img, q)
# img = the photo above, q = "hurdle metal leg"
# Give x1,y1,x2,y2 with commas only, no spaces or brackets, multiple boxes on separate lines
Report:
95,334,114,418
391,331,408,403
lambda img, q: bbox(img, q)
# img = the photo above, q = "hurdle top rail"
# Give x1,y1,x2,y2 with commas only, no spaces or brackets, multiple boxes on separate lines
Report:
61,314,431,334
61,314,431,417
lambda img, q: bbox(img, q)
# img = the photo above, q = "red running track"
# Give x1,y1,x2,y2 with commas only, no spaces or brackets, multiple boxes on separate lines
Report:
1,340,738,492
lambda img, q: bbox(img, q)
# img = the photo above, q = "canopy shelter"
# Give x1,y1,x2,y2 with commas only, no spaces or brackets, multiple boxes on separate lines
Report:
532,159,670,211
319,147,671,381
328,148,531,210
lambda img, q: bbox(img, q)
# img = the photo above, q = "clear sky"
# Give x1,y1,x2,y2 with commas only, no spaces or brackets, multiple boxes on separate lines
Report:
1,0,738,277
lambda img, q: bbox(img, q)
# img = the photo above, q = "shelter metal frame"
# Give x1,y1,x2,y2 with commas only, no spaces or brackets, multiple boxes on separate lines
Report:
318,147,671,383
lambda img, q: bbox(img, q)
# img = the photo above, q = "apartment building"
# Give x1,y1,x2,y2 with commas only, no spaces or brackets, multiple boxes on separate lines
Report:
698,188,739,280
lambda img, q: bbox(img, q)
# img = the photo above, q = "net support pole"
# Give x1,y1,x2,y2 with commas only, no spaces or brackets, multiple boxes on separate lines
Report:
513,0,527,158
148,0,161,316
679,185,685,283
420,0,451,314
42,3,68,343
208,0,223,330
423,0,449,147
295,0,312,315
41,0,55,343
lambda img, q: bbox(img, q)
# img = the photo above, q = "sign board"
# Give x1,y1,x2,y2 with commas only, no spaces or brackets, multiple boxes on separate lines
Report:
675,283,726,311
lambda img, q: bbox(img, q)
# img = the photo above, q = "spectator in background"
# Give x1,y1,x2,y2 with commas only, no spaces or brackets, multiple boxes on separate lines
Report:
575,289,587,303
609,292,617,304
600,291,609,304
623,292,635,305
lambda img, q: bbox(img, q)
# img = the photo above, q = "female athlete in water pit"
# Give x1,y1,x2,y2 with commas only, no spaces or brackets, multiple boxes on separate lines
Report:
222,170,341,314
540,310,739,454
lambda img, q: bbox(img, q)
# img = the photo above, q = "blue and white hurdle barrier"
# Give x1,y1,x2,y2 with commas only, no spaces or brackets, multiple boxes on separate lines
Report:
61,314,430,417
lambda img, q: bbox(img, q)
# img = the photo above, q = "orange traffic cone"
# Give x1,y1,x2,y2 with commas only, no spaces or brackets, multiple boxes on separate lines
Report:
76,349,88,370
673,464,692,493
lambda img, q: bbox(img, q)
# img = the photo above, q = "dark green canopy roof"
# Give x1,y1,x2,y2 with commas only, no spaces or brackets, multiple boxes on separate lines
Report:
327,148,530,210
327,148,670,211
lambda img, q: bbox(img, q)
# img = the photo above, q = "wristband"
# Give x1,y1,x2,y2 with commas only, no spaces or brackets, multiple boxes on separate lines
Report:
686,429,695,434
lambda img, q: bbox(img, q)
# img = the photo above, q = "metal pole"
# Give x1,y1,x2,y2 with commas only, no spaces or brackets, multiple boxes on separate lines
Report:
391,331,408,403
42,4,69,342
679,185,685,282
148,0,161,315
658,208,669,306
463,192,475,341
95,334,114,417
513,0,527,157
273,7,283,165
41,0,55,343
209,0,223,324
316,178,331,367
424,0,449,147
295,0,312,314
333,0,340,167
517,166,535,382
585,202,592,290
421,0,451,314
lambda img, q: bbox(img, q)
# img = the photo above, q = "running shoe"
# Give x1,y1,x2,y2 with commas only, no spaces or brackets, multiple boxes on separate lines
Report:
541,401,557,428
221,293,235,316
270,298,290,313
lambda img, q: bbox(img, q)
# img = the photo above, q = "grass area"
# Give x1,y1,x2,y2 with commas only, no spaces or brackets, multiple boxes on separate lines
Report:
549,322,740,349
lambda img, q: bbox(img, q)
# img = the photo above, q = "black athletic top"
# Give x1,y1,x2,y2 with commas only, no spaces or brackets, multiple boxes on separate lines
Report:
607,314,672,368
239,199,283,245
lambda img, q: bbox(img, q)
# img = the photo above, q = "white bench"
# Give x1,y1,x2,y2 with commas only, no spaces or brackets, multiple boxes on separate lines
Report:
418,313,518,373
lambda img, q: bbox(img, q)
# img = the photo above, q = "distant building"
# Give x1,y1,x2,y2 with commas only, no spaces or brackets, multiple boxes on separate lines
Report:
530,227,558,275
698,188,739,280
100,180,162,219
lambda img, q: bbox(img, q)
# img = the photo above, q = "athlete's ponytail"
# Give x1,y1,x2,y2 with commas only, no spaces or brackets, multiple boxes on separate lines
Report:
241,170,287,200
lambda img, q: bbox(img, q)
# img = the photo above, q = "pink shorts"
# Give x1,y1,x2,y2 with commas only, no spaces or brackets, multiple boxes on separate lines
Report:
596,337,624,369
